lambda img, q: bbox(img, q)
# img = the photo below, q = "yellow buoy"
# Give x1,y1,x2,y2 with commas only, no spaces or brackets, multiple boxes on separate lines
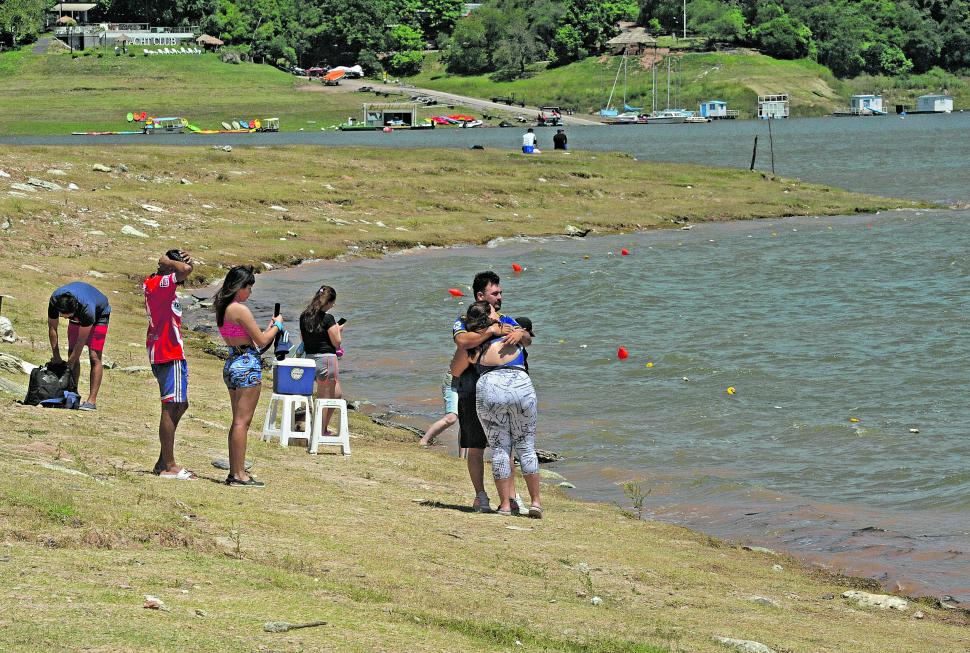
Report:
726,387,736,395
849,417,860,423
646,362,654,368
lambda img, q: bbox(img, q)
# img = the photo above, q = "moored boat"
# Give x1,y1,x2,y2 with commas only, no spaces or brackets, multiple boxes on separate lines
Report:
644,110,689,124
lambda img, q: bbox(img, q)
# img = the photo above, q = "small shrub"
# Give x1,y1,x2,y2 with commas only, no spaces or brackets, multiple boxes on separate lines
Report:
622,479,650,520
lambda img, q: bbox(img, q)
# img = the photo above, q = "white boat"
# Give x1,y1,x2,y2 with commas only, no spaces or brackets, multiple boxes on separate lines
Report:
685,115,711,123
645,110,689,124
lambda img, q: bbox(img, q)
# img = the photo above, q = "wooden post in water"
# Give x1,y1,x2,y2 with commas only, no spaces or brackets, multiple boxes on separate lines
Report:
749,136,758,171
767,120,776,175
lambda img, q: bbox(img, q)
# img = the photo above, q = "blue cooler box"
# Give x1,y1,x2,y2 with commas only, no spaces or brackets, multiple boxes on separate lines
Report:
273,358,316,395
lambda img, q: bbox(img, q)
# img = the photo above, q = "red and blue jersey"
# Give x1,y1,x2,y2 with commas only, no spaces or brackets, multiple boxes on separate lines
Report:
143,272,185,363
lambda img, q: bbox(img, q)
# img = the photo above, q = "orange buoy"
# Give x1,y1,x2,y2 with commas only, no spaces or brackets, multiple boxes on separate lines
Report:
621,248,629,256
448,288,464,297
617,346,629,360
512,263,523,273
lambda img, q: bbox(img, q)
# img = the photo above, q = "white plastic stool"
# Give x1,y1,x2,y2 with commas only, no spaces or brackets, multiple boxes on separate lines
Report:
262,393,313,447
309,398,351,456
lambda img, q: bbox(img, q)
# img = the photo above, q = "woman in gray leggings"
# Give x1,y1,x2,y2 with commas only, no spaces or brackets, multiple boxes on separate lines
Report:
465,302,542,518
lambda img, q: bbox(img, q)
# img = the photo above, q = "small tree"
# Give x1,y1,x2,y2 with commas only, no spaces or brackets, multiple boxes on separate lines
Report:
386,24,425,75
551,24,587,65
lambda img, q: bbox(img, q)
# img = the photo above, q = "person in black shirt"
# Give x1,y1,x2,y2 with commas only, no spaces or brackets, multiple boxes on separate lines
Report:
300,285,345,435
553,129,567,151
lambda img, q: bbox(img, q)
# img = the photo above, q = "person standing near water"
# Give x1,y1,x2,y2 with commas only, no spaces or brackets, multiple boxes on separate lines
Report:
418,365,459,447
213,265,284,488
299,285,345,436
464,301,542,518
453,271,531,513
144,249,196,479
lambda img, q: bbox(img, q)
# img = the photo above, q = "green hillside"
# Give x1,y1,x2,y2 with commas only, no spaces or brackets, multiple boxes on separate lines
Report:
404,51,967,118
0,47,361,135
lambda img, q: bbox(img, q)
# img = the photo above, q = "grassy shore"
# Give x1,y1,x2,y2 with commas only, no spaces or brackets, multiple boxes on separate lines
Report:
1,146,963,652
0,46,484,135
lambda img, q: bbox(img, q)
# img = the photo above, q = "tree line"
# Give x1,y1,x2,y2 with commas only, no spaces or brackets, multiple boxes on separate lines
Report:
640,0,969,77
3,0,967,79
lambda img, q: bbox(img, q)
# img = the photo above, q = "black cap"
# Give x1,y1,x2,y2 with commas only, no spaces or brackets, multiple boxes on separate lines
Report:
515,317,534,336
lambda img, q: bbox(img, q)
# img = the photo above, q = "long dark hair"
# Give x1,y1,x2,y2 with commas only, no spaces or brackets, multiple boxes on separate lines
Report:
214,265,256,326
464,301,493,333
300,285,336,332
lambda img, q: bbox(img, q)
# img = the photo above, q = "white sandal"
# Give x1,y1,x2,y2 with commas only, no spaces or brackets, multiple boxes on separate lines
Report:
159,468,197,480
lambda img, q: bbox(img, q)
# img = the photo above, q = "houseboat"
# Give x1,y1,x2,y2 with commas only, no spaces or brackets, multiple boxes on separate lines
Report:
757,94,789,119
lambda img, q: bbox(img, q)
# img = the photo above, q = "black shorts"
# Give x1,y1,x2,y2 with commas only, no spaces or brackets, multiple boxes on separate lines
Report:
457,394,487,449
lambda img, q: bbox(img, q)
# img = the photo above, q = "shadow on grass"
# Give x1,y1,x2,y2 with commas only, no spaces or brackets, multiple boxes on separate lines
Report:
418,499,479,514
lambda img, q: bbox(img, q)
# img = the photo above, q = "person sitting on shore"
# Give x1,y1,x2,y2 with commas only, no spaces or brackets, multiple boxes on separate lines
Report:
553,129,567,151
465,301,542,518
299,285,345,436
214,265,283,488
144,249,195,479
522,128,540,154
47,281,111,411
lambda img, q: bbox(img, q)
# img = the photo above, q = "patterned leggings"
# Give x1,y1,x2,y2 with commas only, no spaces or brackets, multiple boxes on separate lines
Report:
475,368,538,480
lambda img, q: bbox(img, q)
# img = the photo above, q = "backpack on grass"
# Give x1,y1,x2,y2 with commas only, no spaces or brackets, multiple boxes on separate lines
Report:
24,361,77,406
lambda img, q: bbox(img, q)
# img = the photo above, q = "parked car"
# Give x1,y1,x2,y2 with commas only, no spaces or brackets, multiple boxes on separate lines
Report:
291,67,305,76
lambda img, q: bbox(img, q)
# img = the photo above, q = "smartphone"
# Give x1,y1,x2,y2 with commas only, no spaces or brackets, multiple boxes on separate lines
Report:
337,317,347,325
274,302,281,317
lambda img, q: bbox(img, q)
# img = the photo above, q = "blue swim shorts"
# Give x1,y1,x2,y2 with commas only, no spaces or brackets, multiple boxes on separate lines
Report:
152,359,188,403
223,346,262,390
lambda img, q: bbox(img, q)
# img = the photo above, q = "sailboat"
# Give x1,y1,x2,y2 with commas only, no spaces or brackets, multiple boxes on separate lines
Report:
600,52,642,122
643,56,690,124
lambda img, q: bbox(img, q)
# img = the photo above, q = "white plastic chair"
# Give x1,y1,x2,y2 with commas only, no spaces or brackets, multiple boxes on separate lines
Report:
262,393,313,448
309,398,351,456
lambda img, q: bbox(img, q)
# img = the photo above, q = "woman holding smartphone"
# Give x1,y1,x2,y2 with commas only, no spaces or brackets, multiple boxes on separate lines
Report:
299,285,345,435
213,265,283,488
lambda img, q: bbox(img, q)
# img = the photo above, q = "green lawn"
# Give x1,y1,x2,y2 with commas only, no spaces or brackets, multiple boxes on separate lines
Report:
0,45,362,134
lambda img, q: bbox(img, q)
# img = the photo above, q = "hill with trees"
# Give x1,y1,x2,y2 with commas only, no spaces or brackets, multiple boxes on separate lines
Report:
2,0,967,82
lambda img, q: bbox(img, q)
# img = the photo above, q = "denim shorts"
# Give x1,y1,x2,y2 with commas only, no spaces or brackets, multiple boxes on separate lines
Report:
310,353,339,381
223,346,262,390
441,372,458,414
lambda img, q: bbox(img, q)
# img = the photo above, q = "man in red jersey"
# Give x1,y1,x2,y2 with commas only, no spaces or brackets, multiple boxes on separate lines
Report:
144,249,195,479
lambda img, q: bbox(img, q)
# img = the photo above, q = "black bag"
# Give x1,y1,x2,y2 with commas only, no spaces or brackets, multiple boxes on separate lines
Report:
24,361,76,406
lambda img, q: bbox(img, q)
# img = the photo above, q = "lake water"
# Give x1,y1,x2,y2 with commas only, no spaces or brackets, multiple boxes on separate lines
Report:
11,113,969,602
255,208,970,604
5,112,969,203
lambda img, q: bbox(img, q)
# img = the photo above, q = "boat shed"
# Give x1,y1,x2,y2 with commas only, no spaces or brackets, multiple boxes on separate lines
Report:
757,94,789,119
49,3,97,24
850,94,884,114
362,103,418,127
606,27,657,55
916,94,953,113
698,100,741,119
